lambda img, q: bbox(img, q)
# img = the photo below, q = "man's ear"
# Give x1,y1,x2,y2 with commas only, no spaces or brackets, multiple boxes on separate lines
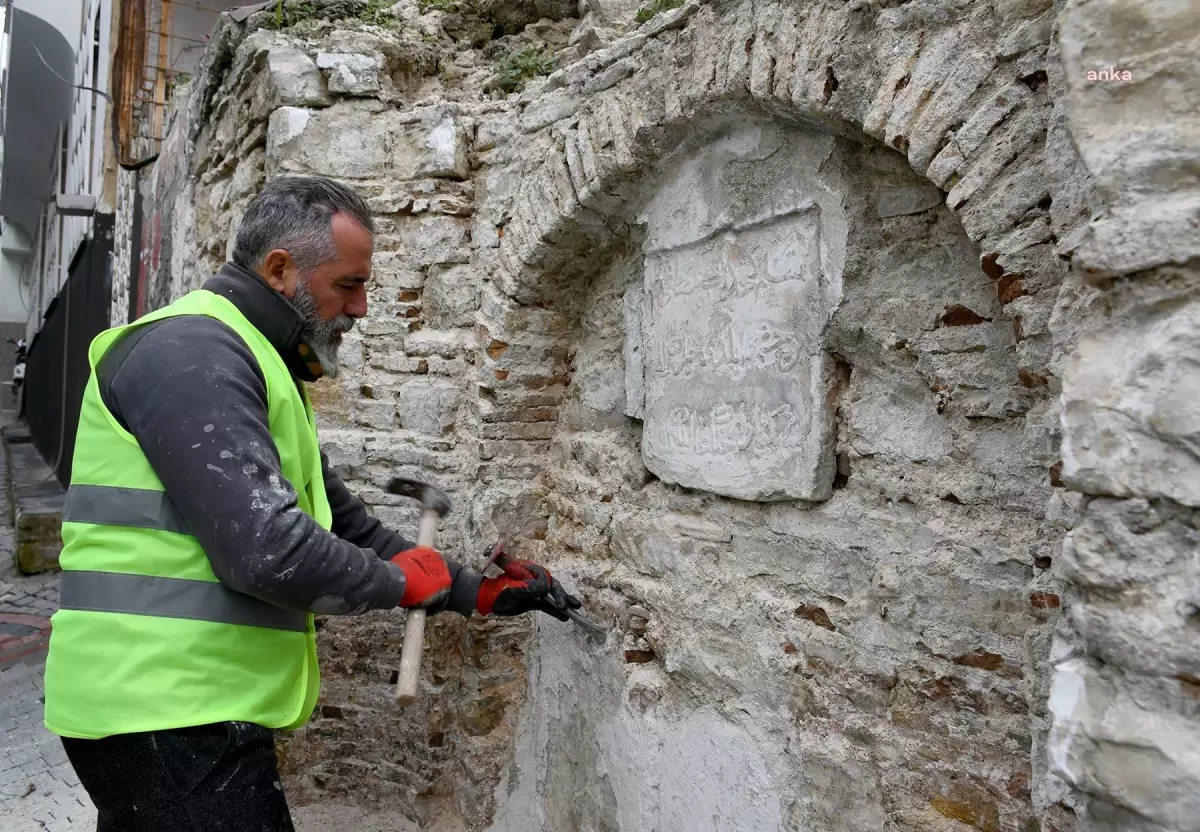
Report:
259,249,298,296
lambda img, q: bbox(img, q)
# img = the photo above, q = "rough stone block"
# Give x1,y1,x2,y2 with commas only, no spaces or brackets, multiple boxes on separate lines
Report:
845,371,954,461
399,216,471,268
264,47,331,109
609,510,673,578
15,511,62,574
393,108,470,181
396,379,461,436
478,439,551,461
5,440,65,574
405,329,471,359
997,12,1053,58
373,251,425,289
268,103,392,178
1060,0,1200,275
874,184,943,218
424,356,469,376
1049,658,1200,829
353,400,397,430
1059,498,1200,677
424,265,479,328
1061,297,1200,507
520,88,580,133
316,52,382,96
319,429,368,473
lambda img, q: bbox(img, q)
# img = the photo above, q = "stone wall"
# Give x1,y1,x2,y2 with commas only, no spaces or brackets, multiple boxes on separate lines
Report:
110,167,136,328
109,91,202,330
121,0,1200,830
1047,2,1200,831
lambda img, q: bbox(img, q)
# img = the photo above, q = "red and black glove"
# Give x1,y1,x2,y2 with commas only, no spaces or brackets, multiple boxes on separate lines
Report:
477,560,582,621
389,547,452,609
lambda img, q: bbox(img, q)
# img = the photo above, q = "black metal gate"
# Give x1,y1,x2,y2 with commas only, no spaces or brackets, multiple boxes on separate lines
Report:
23,214,115,486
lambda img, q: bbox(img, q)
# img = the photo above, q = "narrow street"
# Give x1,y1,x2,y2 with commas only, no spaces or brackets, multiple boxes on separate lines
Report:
0,435,93,830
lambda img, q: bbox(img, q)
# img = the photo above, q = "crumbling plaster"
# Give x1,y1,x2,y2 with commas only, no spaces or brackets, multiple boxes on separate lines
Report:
123,0,1200,829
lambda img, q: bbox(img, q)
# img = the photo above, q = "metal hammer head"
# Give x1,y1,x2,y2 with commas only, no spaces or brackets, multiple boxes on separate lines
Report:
386,477,452,516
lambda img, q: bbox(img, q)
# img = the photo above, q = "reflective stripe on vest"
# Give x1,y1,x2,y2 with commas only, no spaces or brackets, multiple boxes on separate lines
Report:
61,484,305,632
64,484,190,534
60,571,308,633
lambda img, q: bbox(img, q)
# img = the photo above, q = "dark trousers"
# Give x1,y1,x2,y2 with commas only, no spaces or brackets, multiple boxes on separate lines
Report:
62,722,295,832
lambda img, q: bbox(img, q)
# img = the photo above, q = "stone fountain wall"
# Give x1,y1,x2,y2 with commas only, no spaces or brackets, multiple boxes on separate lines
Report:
120,0,1200,830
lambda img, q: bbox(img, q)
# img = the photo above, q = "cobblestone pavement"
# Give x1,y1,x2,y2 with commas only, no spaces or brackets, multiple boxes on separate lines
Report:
0,558,60,619
0,435,95,831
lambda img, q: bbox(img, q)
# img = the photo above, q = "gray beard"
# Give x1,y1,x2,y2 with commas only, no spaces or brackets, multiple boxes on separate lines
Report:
291,276,355,378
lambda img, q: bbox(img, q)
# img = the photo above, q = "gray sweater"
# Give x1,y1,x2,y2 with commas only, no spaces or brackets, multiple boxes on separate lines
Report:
96,263,480,616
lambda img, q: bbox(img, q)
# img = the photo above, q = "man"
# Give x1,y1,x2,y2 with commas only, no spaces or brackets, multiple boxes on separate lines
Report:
43,176,579,831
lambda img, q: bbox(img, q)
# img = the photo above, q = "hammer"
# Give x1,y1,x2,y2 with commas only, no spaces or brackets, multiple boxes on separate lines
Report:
386,476,452,707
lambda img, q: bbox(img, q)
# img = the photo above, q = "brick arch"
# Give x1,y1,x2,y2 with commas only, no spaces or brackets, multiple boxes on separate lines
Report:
487,0,1059,306
470,0,1067,527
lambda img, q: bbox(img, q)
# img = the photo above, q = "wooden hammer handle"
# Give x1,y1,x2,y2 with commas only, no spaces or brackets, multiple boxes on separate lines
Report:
395,508,441,706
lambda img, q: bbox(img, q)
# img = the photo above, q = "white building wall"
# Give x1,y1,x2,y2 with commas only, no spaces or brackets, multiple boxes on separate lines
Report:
61,0,111,273
0,220,32,323
25,126,63,343
15,0,113,342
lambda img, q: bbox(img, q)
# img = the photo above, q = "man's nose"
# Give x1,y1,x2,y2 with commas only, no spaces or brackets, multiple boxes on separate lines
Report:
346,286,368,318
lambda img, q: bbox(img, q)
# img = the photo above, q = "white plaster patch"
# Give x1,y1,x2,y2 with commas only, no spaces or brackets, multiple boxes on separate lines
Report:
426,116,460,172
599,711,786,832
1046,657,1086,784
278,108,311,144
316,52,382,95
267,107,312,164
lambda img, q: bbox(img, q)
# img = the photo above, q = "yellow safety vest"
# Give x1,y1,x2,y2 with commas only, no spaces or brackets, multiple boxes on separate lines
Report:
44,289,329,739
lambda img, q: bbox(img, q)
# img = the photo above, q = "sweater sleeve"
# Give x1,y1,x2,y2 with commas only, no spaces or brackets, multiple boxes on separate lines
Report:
322,451,413,559
321,454,483,617
100,315,406,615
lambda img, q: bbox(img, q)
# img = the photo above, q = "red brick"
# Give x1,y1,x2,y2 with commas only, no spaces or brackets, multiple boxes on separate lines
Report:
1029,592,1061,609
940,305,991,326
795,604,835,631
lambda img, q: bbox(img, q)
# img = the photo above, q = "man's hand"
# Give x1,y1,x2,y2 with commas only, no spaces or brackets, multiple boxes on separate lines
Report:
477,561,582,621
390,547,452,609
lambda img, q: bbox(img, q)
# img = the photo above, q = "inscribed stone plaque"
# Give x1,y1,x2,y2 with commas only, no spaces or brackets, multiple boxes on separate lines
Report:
641,209,836,501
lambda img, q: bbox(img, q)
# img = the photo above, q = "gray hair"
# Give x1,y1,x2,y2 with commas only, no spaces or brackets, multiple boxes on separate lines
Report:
232,176,375,272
